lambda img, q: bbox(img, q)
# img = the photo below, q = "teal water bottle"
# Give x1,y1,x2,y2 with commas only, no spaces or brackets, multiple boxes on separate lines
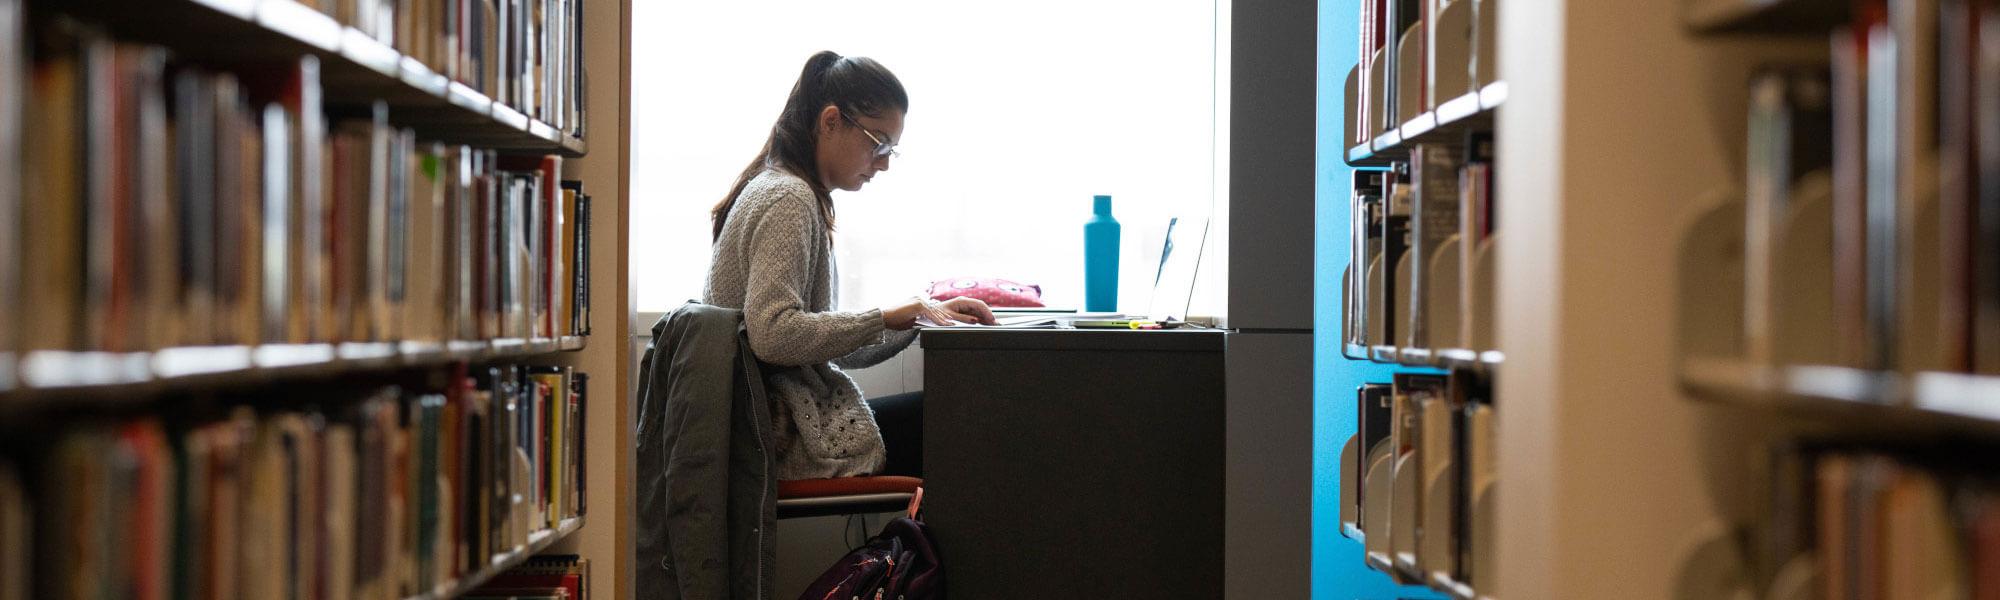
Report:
1084,195,1120,312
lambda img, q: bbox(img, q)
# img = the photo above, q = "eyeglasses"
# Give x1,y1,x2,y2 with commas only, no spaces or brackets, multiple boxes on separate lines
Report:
840,111,900,160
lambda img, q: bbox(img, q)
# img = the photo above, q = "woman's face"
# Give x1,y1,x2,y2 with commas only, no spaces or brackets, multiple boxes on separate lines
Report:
815,105,903,193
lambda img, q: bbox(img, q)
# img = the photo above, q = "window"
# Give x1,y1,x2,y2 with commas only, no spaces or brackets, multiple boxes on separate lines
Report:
630,1,1219,315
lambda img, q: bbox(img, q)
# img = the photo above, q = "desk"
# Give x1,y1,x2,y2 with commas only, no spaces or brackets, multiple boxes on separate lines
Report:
920,328,1226,599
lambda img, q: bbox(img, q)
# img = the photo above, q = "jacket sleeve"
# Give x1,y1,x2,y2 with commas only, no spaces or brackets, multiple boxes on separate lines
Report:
741,191,888,367
833,328,918,371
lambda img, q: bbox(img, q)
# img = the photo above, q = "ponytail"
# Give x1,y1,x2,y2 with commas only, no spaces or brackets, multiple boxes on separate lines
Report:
711,51,908,240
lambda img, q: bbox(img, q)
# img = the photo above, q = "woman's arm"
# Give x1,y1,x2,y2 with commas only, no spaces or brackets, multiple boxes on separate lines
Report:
833,328,918,371
741,193,888,366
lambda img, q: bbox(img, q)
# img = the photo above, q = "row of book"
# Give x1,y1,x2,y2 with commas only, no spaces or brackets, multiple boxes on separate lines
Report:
1343,132,1497,354
1353,0,1495,146
0,362,588,600
1340,370,1497,595
465,555,590,600
1724,0,2000,374
320,0,587,138
1748,445,2000,599
5,18,593,354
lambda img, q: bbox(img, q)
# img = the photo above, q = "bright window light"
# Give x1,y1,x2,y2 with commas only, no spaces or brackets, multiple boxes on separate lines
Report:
631,0,1218,314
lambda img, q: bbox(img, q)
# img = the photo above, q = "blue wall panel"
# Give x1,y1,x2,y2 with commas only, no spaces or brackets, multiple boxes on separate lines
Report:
1311,1,1446,598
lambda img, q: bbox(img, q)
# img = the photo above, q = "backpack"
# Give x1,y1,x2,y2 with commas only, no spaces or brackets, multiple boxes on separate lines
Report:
797,489,943,600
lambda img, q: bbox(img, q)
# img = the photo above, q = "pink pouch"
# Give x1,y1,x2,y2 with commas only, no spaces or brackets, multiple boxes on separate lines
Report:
926,277,1045,308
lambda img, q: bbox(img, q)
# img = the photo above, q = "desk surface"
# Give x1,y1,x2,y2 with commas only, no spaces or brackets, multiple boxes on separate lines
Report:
918,326,1224,352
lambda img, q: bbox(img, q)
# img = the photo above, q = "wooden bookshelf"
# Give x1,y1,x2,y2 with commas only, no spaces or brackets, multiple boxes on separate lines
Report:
1347,82,1507,167
2,0,620,596
1683,0,1849,35
57,0,585,157
1680,357,2000,439
0,336,588,406
407,516,585,600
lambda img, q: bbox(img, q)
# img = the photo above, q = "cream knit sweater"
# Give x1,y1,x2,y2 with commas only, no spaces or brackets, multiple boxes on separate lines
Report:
703,169,918,479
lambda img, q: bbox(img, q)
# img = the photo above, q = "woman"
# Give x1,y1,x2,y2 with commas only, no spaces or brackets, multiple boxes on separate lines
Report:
704,51,994,480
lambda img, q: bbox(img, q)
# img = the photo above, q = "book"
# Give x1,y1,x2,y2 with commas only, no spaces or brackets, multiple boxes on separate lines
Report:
1888,0,1942,373
559,185,577,337
1450,374,1492,585
1349,171,1385,347
1937,0,1979,373
577,186,591,335
1356,382,1394,530
1742,68,1833,366
405,140,446,344
22,18,89,351
1978,5,2000,374
1973,494,2000,600
1416,371,1462,576
1358,0,1379,143
1389,372,1445,582
119,421,173,600
224,73,264,348
173,67,219,347
1386,0,1422,126
473,554,589,600
89,41,162,352
572,371,587,514
1376,166,1412,347
1457,130,1493,349
131,44,175,352
1,460,28,600
10,7,586,352
1460,399,1494,590
1406,143,1461,351
0,0,16,357
1831,21,1872,369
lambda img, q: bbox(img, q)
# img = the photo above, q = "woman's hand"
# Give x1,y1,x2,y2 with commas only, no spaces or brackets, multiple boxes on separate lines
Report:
935,296,997,325
882,296,997,330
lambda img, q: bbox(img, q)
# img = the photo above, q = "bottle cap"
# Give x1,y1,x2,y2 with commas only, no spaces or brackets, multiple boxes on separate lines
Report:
1093,195,1112,215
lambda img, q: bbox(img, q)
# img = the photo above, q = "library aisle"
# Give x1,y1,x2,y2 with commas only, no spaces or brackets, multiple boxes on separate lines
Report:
1320,0,2000,598
0,0,631,599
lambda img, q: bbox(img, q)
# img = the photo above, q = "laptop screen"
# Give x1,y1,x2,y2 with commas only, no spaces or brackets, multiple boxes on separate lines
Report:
1146,216,1208,322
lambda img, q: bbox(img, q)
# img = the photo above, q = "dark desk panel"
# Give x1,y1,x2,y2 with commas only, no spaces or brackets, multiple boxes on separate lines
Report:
920,328,1226,599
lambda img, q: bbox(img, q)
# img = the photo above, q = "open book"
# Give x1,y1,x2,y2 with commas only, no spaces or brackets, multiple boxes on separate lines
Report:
915,312,1129,329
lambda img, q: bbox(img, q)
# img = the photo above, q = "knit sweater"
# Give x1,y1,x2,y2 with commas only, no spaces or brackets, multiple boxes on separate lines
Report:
703,168,918,479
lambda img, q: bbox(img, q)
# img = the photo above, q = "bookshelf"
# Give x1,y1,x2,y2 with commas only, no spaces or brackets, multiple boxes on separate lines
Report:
409,516,582,600
1346,80,1507,167
1345,342,1505,372
57,0,586,157
1334,3,1502,599
1,335,586,404
547,1,629,600
1682,0,1849,35
1470,0,2000,596
1658,0,2000,595
1682,358,2000,439
0,0,627,597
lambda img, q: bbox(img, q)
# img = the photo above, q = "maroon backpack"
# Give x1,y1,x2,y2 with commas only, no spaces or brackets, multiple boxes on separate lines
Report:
797,491,943,600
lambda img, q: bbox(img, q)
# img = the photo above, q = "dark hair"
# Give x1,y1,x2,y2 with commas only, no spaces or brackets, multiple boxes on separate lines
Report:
712,51,909,240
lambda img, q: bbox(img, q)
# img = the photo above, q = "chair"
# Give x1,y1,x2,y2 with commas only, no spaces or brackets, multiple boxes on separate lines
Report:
775,475,923,519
